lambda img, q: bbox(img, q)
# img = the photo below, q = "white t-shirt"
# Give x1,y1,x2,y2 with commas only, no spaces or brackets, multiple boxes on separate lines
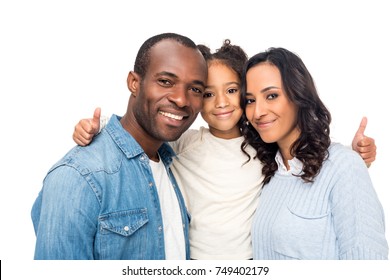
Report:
170,127,264,259
149,157,186,260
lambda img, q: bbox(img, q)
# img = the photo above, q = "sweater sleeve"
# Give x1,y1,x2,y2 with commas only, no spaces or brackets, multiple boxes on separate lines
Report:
329,147,388,259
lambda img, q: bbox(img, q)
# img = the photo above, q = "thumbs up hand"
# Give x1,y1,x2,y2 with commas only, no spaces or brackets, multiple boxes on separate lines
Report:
352,117,376,167
73,107,101,146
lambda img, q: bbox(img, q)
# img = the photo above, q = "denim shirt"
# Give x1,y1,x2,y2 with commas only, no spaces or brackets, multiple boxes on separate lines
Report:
31,115,190,260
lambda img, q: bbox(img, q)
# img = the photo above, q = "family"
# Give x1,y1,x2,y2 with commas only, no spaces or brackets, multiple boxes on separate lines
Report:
31,33,388,260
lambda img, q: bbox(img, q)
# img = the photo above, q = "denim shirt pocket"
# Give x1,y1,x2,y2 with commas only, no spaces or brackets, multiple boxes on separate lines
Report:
97,208,149,259
99,208,148,236
272,206,330,260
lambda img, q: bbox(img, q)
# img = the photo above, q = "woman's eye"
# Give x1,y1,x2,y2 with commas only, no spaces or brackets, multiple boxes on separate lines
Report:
267,93,278,100
246,98,255,104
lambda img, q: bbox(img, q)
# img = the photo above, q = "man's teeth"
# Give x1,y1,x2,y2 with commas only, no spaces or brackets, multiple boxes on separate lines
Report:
159,111,184,120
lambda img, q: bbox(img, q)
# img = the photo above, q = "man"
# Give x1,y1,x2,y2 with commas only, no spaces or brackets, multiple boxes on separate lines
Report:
31,33,208,259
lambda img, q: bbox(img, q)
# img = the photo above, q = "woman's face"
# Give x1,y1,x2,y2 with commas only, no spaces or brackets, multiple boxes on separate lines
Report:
200,62,243,139
244,62,300,150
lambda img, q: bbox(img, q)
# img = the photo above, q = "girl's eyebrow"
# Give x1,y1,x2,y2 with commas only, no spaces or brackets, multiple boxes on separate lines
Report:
206,81,240,89
223,81,240,87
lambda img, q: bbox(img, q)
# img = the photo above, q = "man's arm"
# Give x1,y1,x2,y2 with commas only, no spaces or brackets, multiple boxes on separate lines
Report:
32,166,99,259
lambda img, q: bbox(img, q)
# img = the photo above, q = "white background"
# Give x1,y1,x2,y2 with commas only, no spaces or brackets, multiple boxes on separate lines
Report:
1,0,389,278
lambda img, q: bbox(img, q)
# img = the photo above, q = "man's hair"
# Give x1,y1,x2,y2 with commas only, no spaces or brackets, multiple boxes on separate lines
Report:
134,33,199,78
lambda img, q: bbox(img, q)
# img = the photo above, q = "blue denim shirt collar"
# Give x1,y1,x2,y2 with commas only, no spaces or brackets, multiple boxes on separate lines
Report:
107,115,176,165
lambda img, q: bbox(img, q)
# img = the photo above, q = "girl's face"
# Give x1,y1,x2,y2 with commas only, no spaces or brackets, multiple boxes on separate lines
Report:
200,62,243,139
245,62,300,151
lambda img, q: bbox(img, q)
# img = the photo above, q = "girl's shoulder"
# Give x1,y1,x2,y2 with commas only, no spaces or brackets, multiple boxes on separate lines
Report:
169,127,209,154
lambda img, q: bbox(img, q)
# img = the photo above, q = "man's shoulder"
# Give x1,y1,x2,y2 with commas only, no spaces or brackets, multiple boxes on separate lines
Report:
50,132,122,176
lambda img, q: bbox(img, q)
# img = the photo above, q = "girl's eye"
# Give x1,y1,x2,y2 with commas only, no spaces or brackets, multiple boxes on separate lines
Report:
246,98,255,104
227,88,238,94
267,93,278,100
203,92,214,98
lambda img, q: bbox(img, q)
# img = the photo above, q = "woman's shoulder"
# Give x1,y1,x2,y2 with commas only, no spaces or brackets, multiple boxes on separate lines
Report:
328,142,358,158
326,142,365,168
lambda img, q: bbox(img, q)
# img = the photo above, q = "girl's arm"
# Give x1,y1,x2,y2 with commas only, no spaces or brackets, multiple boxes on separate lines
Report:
73,107,106,146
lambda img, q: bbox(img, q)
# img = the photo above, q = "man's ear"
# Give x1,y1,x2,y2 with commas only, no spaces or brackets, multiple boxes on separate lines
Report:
127,71,140,96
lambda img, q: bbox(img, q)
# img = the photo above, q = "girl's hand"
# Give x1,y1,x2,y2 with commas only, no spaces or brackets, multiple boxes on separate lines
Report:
73,107,101,146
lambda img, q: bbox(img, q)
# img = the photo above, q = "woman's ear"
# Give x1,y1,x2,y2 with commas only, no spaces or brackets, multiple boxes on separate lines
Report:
127,71,140,96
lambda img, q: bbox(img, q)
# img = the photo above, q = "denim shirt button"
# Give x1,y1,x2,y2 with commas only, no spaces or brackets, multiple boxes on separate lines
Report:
149,182,153,187
124,226,130,232
158,226,163,231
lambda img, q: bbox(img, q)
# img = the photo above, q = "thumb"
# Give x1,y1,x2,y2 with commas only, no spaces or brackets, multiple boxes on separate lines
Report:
352,116,367,149
355,116,367,138
91,107,101,132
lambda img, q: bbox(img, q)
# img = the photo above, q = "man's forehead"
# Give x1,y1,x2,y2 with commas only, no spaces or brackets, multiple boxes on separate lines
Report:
150,39,194,59
148,40,206,79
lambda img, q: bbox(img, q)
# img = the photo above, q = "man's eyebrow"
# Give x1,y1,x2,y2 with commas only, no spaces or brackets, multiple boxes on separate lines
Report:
193,80,206,88
156,71,206,88
155,71,178,79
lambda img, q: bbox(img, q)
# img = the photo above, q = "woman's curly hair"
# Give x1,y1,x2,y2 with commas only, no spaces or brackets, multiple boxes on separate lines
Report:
240,47,332,185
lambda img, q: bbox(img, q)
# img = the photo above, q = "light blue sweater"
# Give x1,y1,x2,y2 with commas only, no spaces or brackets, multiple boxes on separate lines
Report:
252,143,388,259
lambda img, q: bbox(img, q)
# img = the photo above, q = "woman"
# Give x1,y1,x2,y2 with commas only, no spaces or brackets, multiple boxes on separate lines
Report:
241,47,388,259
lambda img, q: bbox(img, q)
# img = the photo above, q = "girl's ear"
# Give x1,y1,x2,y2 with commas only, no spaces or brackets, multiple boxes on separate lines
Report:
127,71,140,96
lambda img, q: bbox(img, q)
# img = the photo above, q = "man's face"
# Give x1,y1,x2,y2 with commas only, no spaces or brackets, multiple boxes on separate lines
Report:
132,40,207,142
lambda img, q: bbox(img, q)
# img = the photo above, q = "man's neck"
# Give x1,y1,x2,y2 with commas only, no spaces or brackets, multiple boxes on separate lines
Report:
120,113,162,161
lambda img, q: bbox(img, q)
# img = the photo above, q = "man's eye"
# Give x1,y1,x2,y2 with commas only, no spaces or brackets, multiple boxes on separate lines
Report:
190,87,204,96
158,79,172,86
